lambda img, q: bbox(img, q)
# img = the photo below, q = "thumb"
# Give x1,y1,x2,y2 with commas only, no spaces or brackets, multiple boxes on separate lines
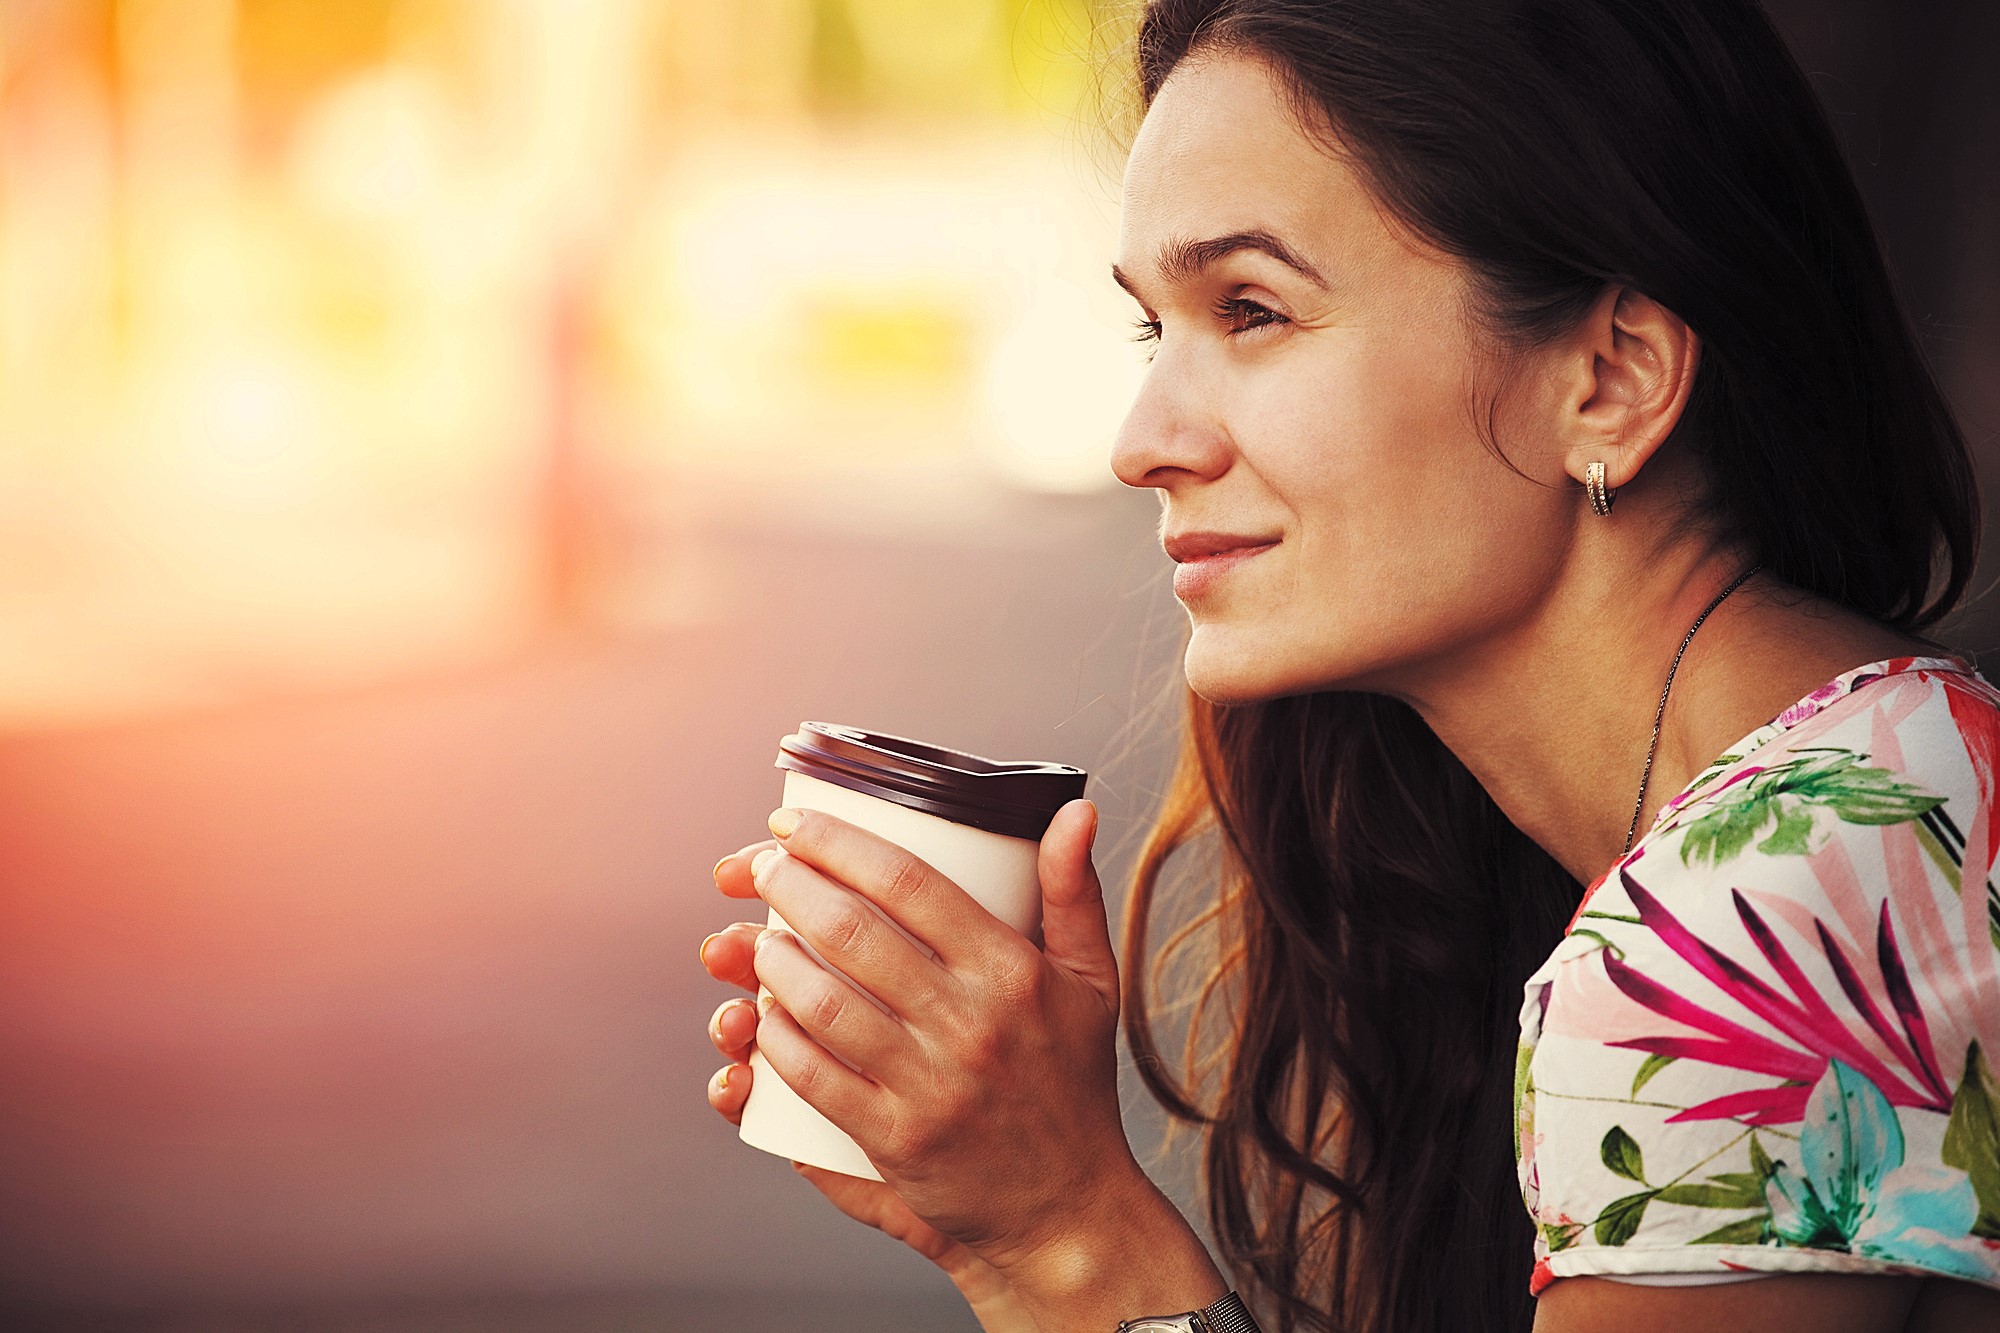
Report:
1036,798,1120,1016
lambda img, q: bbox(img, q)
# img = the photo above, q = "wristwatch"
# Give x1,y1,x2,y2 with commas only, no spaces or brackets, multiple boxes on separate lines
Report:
1116,1289,1261,1332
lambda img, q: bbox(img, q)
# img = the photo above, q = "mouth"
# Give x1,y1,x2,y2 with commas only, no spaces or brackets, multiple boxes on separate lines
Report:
1163,531,1283,563
1166,533,1280,599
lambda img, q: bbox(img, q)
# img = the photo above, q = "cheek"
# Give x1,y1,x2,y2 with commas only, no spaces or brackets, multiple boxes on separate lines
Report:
1240,327,1563,654
1256,328,1502,557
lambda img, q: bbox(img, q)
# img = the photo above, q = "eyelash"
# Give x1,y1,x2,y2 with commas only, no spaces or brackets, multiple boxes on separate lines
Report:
1129,297,1289,360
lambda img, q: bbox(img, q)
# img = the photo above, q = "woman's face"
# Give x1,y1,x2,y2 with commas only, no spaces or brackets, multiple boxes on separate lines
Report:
1111,51,1577,706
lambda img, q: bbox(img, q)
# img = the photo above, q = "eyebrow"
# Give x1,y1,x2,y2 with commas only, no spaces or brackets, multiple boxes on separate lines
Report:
1110,229,1330,302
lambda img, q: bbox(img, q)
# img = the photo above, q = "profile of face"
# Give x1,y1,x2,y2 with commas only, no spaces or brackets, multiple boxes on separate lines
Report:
1110,51,1657,707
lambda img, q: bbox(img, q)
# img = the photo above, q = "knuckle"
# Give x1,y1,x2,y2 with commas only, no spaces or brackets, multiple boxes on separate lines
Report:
820,901,870,957
787,1048,829,1102
806,981,851,1033
880,852,930,910
879,1102,936,1165
988,946,1044,1007
962,1021,1006,1077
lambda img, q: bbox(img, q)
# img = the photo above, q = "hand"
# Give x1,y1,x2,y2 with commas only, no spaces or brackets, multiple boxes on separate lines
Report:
790,1162,1040,1333
702,845,1039,1331
725,798,1138,1279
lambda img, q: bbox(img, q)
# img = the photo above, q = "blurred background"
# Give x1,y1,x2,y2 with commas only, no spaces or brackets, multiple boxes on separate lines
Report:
0,1,1994,1328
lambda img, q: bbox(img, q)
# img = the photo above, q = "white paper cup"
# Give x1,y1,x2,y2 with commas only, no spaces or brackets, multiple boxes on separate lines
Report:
735,724,1086,1181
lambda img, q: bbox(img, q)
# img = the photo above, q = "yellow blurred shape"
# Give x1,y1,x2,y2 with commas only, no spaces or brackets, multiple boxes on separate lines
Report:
802,287,971,393
846,0,1000,91
0,0,1142,727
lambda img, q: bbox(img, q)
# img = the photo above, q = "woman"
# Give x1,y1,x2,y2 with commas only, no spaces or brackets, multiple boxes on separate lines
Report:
699,2,2000,1330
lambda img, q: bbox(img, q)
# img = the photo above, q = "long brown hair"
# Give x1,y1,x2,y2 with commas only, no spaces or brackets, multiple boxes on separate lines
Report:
1113,3,1982,1332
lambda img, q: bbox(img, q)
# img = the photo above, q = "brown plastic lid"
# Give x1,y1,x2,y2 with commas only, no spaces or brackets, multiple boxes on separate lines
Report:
775,722,1087,841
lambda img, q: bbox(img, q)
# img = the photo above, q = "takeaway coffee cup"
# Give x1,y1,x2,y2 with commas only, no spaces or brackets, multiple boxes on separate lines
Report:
736,722,1088,1180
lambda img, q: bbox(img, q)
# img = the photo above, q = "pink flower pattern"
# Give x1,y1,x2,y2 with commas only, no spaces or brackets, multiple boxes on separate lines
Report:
1517,656,2000,1295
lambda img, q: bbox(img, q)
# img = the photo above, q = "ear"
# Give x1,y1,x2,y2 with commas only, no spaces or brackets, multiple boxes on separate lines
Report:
1555,285,1700,493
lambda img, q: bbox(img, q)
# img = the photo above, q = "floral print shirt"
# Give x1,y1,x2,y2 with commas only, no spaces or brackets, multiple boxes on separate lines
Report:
1517,655,2000,1294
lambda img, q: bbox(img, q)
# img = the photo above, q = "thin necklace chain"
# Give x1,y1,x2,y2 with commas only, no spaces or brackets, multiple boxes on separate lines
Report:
1621,562,1764,857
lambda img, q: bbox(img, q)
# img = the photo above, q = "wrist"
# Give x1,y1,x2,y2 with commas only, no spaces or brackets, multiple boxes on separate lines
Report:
996,1170,1228,1331
943,1251,1018,1311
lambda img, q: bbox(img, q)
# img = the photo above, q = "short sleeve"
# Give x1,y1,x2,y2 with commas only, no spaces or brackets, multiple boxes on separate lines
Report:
1515,663,2000,1295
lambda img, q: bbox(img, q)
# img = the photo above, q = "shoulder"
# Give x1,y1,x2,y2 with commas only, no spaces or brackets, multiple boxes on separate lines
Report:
1658,656,2000,848
1517,659,2000,1295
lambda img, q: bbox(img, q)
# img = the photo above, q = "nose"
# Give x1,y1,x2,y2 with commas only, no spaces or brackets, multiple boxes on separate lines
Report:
1108,357,1234,491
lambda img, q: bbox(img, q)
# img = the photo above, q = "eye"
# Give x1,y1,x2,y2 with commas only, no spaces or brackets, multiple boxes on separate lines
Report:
1125,297,1290,364
1213,295,1288,336
1129,317,1163,362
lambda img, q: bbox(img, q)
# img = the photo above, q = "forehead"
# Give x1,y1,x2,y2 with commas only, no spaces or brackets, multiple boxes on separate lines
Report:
1118,51,1380,283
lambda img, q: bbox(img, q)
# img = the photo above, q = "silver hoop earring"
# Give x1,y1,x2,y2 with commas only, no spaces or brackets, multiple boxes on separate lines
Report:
1585,460,1616,516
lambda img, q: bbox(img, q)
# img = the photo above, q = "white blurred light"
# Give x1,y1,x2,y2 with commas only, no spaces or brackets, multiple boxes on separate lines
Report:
978,286,1144,494
290,67,451,223
210,365,291,458
177,351,327,510
621,134,1139,492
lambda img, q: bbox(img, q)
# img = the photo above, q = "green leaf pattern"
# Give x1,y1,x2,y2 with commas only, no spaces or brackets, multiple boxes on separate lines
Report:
1942,1040,2000,1240
1630,1053,1675,1097
1600,1126,1645,1182
1679,749,1946,868
1585,1124,1776,1248
1516,657,2000,1290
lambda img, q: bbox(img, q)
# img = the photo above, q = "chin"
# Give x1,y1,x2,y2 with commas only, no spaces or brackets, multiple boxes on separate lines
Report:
1181,627,1305,706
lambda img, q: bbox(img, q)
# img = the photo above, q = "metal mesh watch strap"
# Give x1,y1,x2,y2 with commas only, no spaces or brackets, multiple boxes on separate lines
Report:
1195,1290,1261,1333
1116,1288,1262,1332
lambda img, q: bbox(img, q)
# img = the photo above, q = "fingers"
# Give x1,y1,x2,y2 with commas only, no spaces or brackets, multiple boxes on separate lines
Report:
709,995,758,1060
751,988,888,1145
713,839,781,900
705,997,755,1127
791,1160,895,1228
748,847,956,1023
752,927,916,1083
790,1163,982,1279
706,1060,752,1126
699,921,766,993
788,1164,940,1256
1034,798,1120,1019
759,806,1023,990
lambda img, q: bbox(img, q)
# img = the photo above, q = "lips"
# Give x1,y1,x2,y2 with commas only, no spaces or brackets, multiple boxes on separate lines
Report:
1165,531,1280,600
1163,531,1282,562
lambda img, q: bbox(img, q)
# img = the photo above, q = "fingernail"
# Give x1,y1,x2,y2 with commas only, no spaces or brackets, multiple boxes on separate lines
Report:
712,1066,734,1094
711,855,730,884
767,807,802,839
750,847,784,888
757,992,775,1016
698,932,721,970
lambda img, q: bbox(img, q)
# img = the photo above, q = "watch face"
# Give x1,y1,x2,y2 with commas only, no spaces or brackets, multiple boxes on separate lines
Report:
1120,1322,1194,1332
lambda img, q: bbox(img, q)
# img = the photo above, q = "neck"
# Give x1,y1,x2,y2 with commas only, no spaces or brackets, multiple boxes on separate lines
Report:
1388,536,1935,888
